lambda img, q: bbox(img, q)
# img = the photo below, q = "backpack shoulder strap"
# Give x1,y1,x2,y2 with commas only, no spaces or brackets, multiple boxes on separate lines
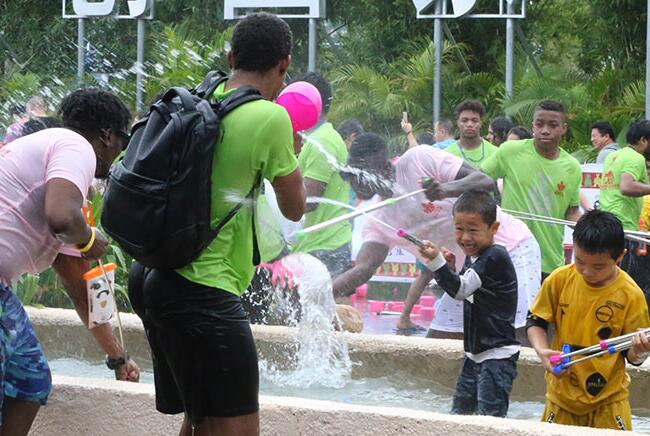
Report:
195,70,229,99
218,86,264,116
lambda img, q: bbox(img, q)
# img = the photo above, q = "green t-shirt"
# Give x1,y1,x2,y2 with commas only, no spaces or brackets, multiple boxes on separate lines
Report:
446,139,497,167
481,139,581,274
292,122,352,253
176,83,298,295
599,147,649,230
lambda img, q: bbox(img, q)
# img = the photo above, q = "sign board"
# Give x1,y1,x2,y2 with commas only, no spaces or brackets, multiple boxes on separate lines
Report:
412,0,478,18
412,0,525,19
224,0,325,19
62,0,153,19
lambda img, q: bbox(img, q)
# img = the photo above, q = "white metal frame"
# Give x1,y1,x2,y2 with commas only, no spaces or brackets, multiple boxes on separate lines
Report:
415,0,525,19
61,0,154,20
224,0,325,19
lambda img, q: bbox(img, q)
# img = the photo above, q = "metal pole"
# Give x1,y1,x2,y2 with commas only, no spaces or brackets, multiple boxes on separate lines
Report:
308,18,317,72
646,0,650,119
136,18,146,113
433,7,442,125
77,18,85,86
505,1,514,98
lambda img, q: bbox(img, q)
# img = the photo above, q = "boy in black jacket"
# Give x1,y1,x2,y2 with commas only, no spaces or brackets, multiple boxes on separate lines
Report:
419,190,519,417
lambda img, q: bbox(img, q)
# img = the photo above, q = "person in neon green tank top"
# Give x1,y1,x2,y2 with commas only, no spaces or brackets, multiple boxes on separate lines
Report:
291,72,353,278
445,100,497,167
481,100,582,278
128,13,306,435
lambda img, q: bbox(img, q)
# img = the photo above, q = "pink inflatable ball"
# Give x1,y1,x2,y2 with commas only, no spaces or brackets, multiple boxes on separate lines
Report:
419,295,435,307
420,306,435,320
276,81,322,133
411,304,422,315
355,284,368,298
368,300,385,314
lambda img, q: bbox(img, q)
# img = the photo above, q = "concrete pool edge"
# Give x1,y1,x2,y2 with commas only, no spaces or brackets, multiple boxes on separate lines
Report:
30,375,639,435
27,307,650,410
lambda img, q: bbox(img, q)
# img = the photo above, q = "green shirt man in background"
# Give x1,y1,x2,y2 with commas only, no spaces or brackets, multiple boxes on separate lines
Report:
599,120,650,303
291,72,353,278
481,100,582,278
599,125,650,231
446,99,497,167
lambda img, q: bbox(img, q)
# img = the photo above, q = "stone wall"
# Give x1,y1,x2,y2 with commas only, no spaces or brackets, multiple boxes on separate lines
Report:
27,308,650,409
30,376,639,436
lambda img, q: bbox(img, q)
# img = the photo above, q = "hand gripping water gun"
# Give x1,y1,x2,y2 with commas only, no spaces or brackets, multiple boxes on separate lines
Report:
549,328,650,373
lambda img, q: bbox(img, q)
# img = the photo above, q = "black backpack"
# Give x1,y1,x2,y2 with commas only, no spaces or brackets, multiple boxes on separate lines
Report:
101,72,264,269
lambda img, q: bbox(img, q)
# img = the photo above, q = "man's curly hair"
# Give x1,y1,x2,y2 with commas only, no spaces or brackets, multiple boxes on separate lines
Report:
231,13,292,73
59,89,131,136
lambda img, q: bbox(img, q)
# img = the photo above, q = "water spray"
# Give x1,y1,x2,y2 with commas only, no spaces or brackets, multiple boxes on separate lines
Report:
296,188,425,237
503,209,650,244
306,197,424,248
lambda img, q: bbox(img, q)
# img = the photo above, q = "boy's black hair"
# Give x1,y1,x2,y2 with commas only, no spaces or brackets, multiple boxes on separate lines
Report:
572,210,625,260
416,131,435,145
507,126,533,140
337,118,364,140
626,120,650,146
452,190,497,226
455,100,485,119
591,121,616,142
59,89,131,137
347,132,387,170
231,13,292,73
22,117,62,136
295,72,331,114
534,99,565,118
490,116,514,143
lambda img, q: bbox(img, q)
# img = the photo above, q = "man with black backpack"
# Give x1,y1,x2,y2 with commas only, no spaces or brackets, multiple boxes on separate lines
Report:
126,13,305,436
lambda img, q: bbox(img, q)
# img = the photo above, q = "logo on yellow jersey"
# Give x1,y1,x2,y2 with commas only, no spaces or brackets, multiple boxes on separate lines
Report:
595,305,614,323
585,372,607,396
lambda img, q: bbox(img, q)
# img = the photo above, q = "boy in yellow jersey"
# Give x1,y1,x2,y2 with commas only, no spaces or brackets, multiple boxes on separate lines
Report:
527,210,650,431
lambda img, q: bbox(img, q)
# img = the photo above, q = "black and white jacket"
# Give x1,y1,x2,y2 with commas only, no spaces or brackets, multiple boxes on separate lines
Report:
426,244,520,362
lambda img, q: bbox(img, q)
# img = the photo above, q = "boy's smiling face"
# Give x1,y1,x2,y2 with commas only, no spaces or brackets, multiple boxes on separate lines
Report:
573,243,625,287
453,211,500,258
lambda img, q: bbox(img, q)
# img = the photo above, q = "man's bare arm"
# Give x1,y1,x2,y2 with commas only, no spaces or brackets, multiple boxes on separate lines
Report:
52,253,139,382
332,242,389,297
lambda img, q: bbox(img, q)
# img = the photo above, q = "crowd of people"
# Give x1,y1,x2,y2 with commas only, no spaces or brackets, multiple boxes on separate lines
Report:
1,11,649,436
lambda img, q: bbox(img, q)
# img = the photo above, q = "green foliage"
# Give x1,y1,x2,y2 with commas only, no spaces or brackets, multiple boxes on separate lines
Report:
144,25,233,102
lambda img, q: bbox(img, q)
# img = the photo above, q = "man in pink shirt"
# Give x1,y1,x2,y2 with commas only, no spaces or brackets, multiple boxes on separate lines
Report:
333,133,541,343
0,89,133,435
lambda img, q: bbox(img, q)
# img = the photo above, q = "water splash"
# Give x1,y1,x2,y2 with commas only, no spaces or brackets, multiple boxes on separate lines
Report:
307,196,400,233
298,131,395,195
258,253,352,389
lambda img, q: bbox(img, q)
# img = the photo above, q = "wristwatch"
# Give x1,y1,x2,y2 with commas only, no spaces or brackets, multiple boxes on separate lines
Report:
105,354,128,370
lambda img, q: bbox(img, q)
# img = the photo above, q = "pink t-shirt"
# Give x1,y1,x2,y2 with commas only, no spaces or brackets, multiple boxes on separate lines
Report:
362,146,532,265
0,128,95,284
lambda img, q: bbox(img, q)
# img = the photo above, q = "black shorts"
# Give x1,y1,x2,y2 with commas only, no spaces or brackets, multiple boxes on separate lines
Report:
129,263,259,425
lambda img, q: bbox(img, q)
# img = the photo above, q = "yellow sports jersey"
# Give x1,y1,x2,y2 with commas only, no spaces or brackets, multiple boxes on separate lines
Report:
529,264,650,415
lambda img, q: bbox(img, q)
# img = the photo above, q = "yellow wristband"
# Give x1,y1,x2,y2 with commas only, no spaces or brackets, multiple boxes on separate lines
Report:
78,227,96,253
